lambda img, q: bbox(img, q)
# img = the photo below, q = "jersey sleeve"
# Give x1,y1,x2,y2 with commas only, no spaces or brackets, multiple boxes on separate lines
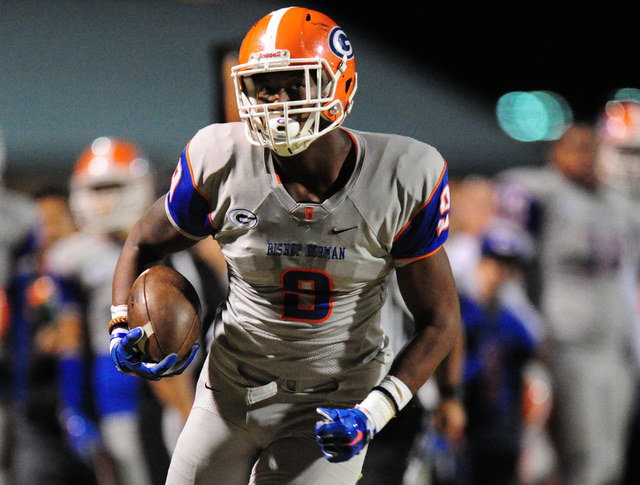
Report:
165,141,215,239
391,161,451,263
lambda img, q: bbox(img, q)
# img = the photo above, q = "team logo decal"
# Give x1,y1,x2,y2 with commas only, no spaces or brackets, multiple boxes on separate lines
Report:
227,209,259,229
328,26,353,60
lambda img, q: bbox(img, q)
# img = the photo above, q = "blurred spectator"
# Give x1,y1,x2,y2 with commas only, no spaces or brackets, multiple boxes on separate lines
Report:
445,175,545,347
359,271,465,485
0,125,37,485
5,186,99,485
597,100,640,202
445,174,497,287
455,221,542,485
496,122,640,485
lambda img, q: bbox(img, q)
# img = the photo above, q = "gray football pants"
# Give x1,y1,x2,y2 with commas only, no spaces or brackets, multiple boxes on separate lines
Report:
547,343,637,485
165,355,383,485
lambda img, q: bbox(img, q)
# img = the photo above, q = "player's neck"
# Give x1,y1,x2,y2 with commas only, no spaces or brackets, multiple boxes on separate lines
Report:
272,129,355,203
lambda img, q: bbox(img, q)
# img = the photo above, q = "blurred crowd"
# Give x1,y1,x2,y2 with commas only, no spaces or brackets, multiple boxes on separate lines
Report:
2,99,640,485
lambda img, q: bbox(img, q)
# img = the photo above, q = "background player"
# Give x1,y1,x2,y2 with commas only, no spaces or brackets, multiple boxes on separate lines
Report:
108,7,460,485
496,120,640,485
45,137,223,484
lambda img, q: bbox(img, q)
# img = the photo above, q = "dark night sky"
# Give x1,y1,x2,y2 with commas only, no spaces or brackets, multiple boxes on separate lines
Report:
318,2,638,122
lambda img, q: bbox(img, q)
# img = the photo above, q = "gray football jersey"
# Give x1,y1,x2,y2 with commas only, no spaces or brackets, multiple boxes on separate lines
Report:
46,232,122,354
166,122,451,381
498,166,640,345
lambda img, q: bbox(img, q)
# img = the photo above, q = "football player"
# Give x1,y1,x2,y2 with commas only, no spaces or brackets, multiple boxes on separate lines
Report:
597,100,640,484
46,138,223,484
108,7,460,485
44,138,158,485
496,119,640,485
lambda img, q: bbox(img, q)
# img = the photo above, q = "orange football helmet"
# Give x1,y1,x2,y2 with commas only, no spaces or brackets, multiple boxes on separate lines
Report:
69,137,155,236
231,7,358,156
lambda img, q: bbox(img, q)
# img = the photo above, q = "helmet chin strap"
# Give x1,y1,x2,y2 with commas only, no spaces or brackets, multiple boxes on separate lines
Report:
270,137,311,157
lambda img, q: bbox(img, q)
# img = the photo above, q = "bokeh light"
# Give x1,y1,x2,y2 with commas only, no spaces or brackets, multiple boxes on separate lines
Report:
496,90,573,142
612,87,640,104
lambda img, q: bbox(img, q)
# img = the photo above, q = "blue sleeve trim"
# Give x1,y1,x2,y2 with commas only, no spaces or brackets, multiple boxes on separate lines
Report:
166,144,214,238
392,166,450,261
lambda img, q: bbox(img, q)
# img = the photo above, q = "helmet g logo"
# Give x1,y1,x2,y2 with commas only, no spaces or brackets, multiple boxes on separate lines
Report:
328,27,353,60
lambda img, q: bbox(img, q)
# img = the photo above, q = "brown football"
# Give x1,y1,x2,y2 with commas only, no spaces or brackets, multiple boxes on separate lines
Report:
127,265,201,363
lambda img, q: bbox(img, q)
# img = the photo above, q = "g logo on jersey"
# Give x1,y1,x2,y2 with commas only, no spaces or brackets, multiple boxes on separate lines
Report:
328,27,353,60
228,209,259,229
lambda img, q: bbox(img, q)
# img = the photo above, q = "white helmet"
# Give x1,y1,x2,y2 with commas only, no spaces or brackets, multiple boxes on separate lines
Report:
231,7,357,157
69,137,155,236
597,100,640,198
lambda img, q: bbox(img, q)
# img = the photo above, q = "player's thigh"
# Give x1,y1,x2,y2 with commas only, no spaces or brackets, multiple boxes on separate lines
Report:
251,436,366,485
166,406,257,485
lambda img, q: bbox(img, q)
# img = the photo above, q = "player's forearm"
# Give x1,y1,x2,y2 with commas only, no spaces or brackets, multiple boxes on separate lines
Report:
112,197,195,306
391,248,461,394
345,307,459,445
434,328,465,395
111,234,149,306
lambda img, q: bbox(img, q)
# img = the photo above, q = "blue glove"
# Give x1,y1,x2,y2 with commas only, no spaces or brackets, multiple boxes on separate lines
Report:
109,326,198,380
315,407,374,463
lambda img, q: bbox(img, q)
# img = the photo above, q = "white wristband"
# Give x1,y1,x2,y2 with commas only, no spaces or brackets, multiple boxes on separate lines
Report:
111,304,128,320
356,375,413,436
109,304,129,334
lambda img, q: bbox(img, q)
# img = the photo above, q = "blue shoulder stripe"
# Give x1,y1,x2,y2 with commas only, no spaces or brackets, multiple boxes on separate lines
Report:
391,165,450,261
166,144,214,238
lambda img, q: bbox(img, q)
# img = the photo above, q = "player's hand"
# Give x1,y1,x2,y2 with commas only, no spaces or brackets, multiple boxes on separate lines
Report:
434,398,466,442
315,407,373,462
109,326,198,380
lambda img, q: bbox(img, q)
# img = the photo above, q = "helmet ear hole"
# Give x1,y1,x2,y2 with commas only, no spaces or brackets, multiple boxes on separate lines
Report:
345,78,353,94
